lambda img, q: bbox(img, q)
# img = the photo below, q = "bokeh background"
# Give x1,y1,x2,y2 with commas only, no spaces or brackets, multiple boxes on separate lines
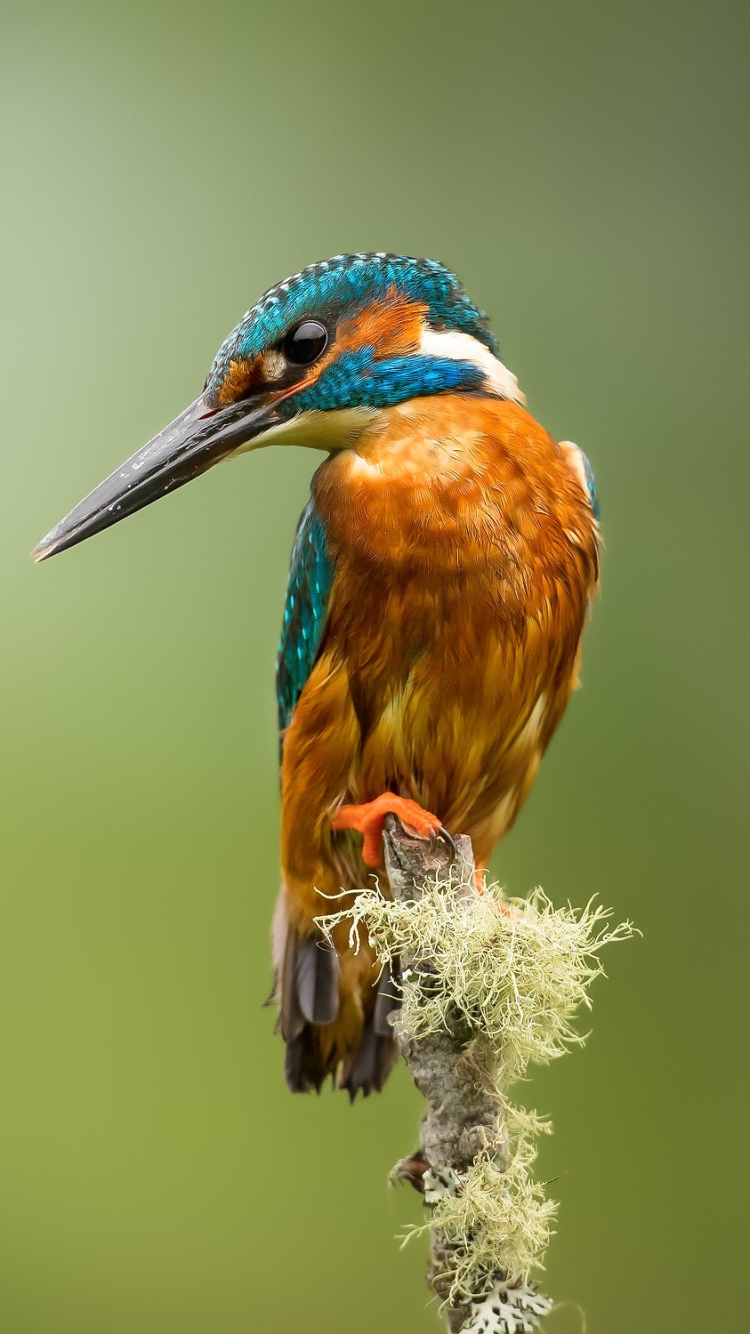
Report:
1,2,748,1330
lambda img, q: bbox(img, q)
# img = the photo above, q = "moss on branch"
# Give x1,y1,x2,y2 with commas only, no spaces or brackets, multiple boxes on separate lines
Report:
316,823,634,1332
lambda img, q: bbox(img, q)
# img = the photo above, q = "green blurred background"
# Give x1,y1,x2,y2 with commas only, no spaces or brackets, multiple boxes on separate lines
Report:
1,1,748,1330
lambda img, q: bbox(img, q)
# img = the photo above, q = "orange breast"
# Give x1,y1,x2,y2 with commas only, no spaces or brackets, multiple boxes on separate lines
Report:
300,394,599,864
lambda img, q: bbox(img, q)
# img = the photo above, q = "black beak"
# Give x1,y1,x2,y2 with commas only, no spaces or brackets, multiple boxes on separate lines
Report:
32,393,282,563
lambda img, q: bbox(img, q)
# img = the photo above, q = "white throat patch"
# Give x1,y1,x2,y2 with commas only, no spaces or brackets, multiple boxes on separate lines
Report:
419,328,525,406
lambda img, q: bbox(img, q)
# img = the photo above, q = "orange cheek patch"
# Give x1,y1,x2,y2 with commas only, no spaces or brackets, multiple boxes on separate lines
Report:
337,291,427,358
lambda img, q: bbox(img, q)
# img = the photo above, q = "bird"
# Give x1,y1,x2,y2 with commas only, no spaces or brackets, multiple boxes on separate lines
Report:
33,253,600,1098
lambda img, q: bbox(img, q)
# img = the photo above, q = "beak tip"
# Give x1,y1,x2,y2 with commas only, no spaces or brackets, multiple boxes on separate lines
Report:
31,534,57,563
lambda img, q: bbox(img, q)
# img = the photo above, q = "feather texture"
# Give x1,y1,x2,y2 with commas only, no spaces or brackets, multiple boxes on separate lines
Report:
276,499,333,740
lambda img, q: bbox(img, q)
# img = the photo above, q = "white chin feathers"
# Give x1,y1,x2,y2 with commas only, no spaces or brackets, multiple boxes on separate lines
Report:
419,328,525,406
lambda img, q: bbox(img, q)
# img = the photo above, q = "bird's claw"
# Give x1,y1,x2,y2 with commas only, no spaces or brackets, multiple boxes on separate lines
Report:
427,823,457,862
438,825,457,861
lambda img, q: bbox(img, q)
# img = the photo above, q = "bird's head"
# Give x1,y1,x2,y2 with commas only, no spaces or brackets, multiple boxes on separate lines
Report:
33,253,524,561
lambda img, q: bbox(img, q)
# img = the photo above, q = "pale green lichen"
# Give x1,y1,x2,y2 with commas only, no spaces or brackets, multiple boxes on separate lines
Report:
409,1121,556,1299
316,874,634,1319
317,876,634,1081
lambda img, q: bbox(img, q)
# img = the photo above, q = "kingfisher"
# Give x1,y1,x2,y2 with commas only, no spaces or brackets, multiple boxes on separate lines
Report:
34,253,600,1098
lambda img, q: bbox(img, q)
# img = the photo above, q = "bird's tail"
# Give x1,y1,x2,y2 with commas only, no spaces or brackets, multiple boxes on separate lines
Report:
271,889,400,1098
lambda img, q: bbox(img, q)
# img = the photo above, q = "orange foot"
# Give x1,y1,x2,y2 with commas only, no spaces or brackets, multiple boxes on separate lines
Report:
332,794,454,869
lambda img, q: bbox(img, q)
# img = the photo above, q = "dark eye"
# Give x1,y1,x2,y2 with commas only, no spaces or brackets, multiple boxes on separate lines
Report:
283,320,329,366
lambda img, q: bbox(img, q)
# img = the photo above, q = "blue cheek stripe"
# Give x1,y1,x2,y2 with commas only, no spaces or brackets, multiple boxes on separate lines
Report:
280,349,485,416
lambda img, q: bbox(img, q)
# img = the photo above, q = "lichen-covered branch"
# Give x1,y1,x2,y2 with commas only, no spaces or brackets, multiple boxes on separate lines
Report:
317,817,634,1334
382,821,551,1333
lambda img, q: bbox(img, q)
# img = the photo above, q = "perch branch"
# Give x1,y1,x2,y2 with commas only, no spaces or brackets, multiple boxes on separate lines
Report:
317,815,633,1333
382,817,552,1334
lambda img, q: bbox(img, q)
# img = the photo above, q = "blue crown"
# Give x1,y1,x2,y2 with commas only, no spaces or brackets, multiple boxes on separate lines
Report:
205,254,498,397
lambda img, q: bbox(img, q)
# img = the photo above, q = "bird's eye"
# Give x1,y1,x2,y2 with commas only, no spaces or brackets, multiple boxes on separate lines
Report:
283,320,329,366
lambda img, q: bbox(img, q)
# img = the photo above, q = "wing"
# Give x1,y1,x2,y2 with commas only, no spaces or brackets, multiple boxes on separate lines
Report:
560,439,600,521
580,449,600,521
276,498,334,746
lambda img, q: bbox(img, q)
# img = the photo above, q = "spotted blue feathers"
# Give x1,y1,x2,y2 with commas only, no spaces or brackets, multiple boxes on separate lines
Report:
206,254,497,401
277,499,333,739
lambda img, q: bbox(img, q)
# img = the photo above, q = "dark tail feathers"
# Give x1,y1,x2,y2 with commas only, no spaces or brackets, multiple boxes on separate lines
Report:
279,932,400,1098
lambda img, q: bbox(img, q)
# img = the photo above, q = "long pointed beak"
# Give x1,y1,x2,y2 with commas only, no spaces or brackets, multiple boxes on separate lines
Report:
32,393,283,563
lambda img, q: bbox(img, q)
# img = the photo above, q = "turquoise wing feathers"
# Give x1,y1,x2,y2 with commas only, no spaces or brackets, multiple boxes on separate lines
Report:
276,499,334,741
